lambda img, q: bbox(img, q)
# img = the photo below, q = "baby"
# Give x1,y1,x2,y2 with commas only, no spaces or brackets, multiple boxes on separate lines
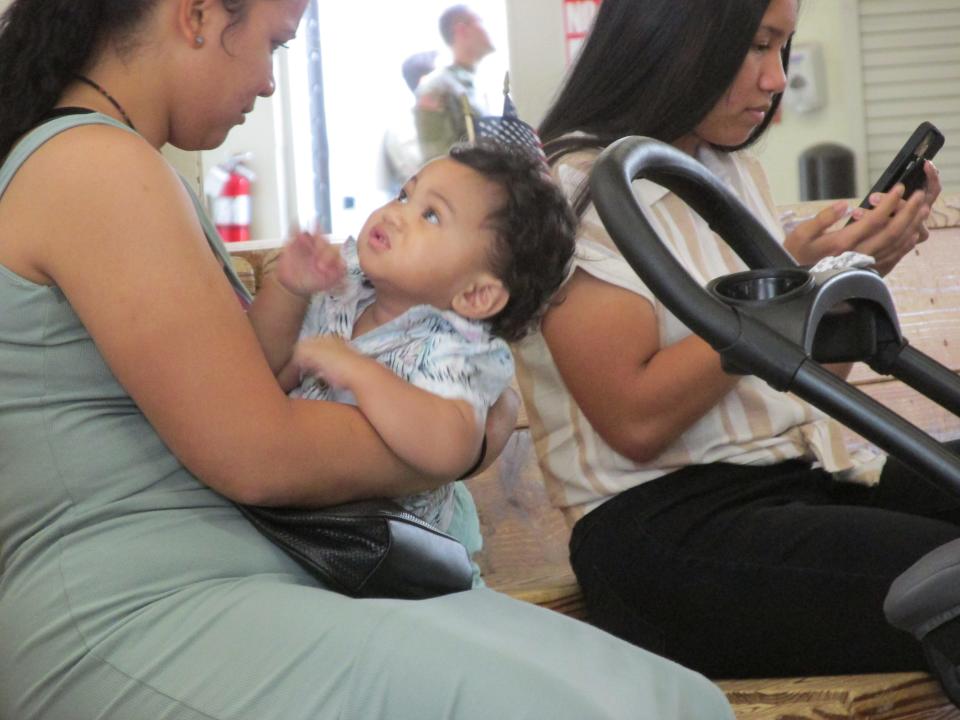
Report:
248,142,576,536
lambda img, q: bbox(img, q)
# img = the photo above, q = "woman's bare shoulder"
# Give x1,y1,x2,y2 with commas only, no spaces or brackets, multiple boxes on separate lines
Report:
13,122,185,208
1,122,202,278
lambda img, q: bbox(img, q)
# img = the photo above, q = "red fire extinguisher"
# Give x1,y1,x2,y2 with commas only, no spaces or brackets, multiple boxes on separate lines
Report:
206,153,256,243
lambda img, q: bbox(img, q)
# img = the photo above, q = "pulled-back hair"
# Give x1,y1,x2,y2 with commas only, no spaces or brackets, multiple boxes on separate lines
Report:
0,0,250,160
449,142,577,343
539,0,791,214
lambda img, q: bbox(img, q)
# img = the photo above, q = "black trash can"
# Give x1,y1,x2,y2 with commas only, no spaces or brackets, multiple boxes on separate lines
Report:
798,143,856,201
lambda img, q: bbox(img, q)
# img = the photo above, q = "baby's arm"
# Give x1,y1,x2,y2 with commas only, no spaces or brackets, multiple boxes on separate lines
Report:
247,230,345,378
293,336,483,478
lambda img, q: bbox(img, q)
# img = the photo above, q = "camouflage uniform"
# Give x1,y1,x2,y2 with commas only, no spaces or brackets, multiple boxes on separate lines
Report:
414,64,487,161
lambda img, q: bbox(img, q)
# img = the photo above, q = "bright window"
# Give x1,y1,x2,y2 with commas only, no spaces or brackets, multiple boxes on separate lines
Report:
283,0,510,238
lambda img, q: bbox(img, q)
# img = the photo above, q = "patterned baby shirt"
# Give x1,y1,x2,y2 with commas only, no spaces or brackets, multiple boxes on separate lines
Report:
294,238,514,530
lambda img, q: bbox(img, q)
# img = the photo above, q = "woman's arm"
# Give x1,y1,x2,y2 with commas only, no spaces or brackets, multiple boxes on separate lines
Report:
247,270,311,376
3,125,439,507
541,269,739,463
476,386,519,474
247,231,345,375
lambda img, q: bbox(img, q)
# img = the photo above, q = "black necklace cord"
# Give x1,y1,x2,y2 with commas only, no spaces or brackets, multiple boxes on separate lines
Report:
74,75,137,132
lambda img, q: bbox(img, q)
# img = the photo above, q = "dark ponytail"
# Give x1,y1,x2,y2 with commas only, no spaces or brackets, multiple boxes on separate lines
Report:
0,0,161,159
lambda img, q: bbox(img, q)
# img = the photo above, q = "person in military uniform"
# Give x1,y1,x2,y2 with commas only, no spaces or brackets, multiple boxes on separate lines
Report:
414,5,494,161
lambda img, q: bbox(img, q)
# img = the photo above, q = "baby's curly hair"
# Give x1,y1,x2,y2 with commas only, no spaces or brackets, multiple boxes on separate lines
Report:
449,142,577,342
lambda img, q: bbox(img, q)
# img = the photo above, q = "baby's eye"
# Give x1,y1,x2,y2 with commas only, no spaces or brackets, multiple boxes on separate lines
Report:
397,188,409,204
423,208,440,225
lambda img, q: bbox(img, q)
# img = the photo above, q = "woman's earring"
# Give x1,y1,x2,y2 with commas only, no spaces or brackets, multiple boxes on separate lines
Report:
195,35,205,47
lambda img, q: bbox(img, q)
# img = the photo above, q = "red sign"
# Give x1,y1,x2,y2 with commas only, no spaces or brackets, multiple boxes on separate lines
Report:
563,0,602,65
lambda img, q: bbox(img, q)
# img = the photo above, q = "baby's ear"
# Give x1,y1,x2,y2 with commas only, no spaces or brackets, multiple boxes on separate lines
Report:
452,273,509,321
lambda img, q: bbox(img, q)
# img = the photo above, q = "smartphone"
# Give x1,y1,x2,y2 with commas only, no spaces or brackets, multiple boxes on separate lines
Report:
848,122,944,224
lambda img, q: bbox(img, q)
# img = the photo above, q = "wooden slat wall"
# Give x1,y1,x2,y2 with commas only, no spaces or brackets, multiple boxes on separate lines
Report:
858,0,960,188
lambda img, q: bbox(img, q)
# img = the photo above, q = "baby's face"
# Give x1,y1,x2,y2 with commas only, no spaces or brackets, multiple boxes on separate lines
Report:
357,158,504,311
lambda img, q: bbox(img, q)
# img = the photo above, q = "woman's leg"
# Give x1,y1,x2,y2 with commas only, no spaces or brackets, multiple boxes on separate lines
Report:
40,578,732,720
570,461,960,678
869,439,960,523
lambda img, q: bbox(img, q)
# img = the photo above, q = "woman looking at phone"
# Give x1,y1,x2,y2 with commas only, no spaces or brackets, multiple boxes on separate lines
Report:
517,0,951,680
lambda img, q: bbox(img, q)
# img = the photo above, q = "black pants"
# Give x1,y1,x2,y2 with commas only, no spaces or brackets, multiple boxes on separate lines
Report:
570,445,960,679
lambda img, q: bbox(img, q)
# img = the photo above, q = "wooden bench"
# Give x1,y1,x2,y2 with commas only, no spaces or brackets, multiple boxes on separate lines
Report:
230,193,960,719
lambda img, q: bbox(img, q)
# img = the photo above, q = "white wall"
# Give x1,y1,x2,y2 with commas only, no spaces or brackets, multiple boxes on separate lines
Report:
504,0,568,125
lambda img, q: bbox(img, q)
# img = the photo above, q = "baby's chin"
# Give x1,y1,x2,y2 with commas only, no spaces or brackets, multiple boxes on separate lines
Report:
355,239,374,276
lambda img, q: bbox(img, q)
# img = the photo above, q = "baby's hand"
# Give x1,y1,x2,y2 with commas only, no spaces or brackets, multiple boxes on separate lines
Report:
293,335,363,390
275,229,346,297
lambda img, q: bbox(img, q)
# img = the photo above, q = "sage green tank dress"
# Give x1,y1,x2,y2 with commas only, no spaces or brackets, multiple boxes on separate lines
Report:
0,114,733,720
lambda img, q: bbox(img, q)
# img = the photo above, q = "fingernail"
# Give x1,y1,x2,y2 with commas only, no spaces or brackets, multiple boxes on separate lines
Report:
870,193,883,205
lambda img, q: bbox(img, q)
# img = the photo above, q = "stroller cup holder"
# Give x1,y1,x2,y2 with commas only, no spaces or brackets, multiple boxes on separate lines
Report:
709,267,813,302
588,136,960,704
707,265,902,370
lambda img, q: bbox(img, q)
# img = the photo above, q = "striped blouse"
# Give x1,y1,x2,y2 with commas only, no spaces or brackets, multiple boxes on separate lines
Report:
513,145,880,523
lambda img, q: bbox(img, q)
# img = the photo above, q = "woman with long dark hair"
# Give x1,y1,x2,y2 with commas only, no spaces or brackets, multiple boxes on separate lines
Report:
0,0,735,717
518,0,950,679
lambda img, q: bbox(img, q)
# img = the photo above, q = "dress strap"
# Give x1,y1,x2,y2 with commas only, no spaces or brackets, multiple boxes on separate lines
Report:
0,113,133,199
178,173,253,307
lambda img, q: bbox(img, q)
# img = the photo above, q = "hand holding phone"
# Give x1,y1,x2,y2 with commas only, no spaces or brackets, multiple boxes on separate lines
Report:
847,122,944,226
787,123,943,275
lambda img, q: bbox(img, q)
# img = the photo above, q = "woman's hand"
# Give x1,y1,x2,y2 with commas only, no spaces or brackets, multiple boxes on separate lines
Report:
469,386,520,476
785,163,940,276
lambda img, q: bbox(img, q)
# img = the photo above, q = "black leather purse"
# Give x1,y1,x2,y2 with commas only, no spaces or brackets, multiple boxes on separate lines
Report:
237,499,474,599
